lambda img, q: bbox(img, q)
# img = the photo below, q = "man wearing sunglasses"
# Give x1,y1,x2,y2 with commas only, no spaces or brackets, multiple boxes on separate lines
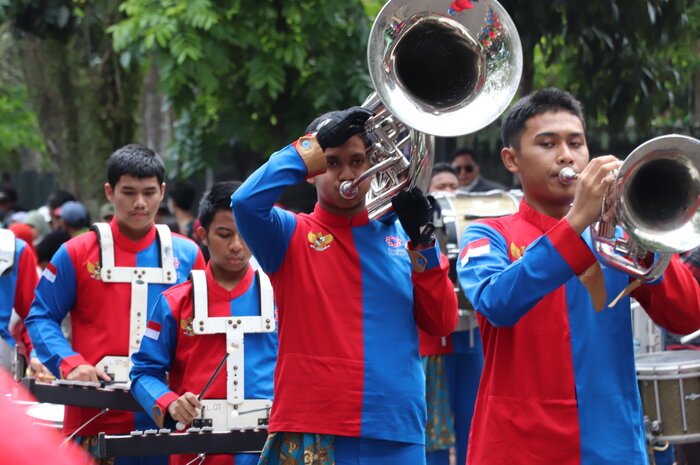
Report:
451,148,507,193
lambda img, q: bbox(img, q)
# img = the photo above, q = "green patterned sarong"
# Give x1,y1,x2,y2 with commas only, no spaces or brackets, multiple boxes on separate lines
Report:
257,432,334,465
422,354,456,452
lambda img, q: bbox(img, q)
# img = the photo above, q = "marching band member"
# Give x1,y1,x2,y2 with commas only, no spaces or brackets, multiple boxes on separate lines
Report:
0,228,38,374
457,88,700,465
419,164,480,465
26,144,205,464
130,181,278,465
231,107,458,465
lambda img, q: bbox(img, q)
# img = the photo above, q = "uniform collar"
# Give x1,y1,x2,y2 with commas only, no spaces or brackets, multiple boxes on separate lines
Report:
109,218,157,253
518,199,560,233
312,203,369,227
205,262,255,301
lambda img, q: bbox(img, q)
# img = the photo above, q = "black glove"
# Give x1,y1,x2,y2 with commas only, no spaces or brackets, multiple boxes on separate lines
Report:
391,188,436,247
315,106,373,150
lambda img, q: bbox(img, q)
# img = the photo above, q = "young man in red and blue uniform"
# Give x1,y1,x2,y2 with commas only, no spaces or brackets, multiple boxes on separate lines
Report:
0,229,39,371
26,144,205,465
130,181,278,465
457,88,700,465
231,107,458,465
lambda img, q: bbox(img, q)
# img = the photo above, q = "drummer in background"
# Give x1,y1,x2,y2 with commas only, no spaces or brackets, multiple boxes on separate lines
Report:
130,181,278,465
419,163,481,465
457,87,700,465
26,144,205,465
451,147,507,193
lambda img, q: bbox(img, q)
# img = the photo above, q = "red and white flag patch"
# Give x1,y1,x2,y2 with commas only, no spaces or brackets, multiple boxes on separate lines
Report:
460,238,491,266
144,320,162,341
42,262,58,283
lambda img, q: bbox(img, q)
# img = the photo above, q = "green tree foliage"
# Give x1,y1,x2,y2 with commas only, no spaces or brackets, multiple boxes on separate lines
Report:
0,83,45,170
110,0,373,177
501,0,694,132
0,0,143,202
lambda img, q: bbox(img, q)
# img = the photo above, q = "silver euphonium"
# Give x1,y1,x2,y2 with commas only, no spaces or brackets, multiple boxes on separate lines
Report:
339,0,523,219
558,134,700,281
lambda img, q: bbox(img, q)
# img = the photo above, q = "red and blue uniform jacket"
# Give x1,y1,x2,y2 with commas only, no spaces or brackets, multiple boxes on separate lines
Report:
130,264,278,465
457,200,700,465
26,219,205,436
231,142,458,445
1,236,39,352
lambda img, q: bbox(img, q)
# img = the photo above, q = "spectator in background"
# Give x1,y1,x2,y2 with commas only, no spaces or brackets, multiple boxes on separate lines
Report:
0,183,25,227
98,202,115,223
23,210,51,245
46,189,76,230
429,162,460,194
451,147,507,193
57,201,90,237
168,182,196,238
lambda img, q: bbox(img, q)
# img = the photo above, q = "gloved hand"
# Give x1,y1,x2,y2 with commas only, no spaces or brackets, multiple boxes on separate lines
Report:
315,106,374,150
391,188,436,247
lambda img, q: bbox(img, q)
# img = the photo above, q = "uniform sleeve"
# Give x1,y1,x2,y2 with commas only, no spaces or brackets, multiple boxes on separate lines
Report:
25,244,85,378
633,254,700,335
230,144,306,274
130,293,179,426
457,219,596,327
13,242,39,354
409,245,458,336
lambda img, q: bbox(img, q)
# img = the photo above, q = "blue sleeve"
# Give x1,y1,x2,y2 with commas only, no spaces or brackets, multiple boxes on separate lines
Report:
130,293,179,422
230,144,303,273
457,222,583,327
25,245,79,377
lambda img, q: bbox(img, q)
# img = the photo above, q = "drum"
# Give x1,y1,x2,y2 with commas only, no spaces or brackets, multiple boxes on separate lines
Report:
24,402,64,429
636,350,700,444
432,190,520,292
631,299,665,354
431,190,520,337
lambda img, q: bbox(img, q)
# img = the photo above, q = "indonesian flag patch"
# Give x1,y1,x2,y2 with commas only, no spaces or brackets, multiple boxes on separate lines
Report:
460,238,491,266
144,320,162,341
42,262,58,283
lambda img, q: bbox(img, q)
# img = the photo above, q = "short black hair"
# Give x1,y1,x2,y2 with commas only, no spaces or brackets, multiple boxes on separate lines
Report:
198,181,243,230
47,189,75,210
431,161,457,178
501,87,585,149
451,147,480,165
306,110,371,149
107,144,165,188
169,182,196,211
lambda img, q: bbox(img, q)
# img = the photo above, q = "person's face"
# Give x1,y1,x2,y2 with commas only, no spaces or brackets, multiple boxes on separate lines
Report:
198,210,251,276
501,110,588,211
452,154,480,186
104,175,164,240
429,171,459,193
308,135,371,218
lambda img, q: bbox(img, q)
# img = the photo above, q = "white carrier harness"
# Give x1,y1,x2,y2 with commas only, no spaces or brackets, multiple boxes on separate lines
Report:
190,268,275,430
92,222,176,383
0,228,15,276
0,229,16,372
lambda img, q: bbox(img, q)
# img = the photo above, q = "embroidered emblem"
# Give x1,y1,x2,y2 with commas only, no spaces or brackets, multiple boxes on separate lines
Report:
308,231,333,251
180,316,195,336
385,236,403,248
86,260,102,280
173,257,180,270
510,242,527,261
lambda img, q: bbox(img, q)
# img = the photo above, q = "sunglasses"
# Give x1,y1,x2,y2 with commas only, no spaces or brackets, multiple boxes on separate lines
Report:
454,165,475,173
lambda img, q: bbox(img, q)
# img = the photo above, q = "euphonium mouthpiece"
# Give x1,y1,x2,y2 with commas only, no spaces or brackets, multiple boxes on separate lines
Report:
558,167,579,185
339,180,359,199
